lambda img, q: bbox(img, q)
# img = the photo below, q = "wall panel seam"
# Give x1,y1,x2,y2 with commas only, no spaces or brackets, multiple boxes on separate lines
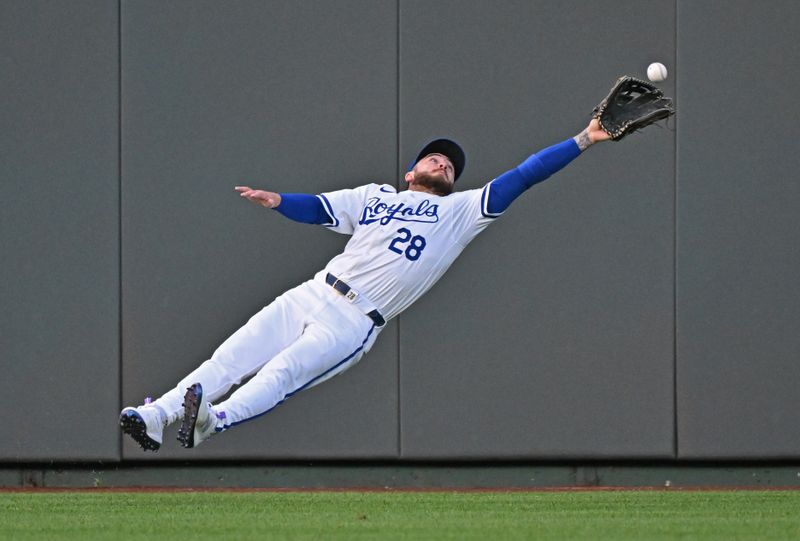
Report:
396,0,402,460
117,0,124,460
672,0,679,460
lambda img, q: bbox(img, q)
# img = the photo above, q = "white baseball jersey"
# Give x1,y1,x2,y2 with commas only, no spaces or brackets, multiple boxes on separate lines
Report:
318,182,501,321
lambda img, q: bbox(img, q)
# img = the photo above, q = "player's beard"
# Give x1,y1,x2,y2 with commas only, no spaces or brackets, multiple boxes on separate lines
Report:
413,171,454,196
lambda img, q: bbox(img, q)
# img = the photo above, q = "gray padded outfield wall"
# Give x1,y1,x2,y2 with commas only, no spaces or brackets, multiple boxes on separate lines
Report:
0,1,120,460
675,0,800,458
3,0,800,464
399,0,676,459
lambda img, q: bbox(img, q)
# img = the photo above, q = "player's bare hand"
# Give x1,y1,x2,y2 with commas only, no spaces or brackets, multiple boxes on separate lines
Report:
573,118,611,151
235,186,282,208
586,118,611,143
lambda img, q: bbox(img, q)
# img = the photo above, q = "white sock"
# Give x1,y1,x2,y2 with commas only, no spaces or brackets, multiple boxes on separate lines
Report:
150,389,185,426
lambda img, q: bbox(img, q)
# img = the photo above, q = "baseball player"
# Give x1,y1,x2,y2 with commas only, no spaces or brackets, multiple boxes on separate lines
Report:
120,118,611,451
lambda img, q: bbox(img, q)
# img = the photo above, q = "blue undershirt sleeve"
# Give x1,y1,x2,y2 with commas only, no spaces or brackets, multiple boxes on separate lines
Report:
486,138,582,215
274,193,332,225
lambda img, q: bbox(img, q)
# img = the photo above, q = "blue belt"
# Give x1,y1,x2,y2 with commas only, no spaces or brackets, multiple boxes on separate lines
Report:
325,273,386,327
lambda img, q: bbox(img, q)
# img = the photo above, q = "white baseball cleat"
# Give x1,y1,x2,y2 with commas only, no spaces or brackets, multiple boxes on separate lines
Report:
119,401,165,452
177,383,223,448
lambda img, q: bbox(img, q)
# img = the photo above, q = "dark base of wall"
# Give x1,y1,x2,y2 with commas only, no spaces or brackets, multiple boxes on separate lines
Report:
2,462,800,489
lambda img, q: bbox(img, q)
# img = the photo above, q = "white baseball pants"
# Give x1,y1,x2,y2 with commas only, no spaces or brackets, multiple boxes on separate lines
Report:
152,275,381,430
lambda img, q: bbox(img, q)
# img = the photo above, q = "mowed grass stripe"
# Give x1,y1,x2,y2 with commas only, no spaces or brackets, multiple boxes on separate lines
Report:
1,491,799,540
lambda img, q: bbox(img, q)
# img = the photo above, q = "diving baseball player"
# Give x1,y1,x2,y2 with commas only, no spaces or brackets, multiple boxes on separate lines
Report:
120,119,611,451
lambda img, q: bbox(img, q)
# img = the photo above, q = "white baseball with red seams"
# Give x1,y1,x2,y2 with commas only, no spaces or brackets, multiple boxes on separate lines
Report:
647,62,668,82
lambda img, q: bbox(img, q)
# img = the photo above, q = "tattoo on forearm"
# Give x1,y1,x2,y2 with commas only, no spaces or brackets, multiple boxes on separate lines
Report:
574,130,592,152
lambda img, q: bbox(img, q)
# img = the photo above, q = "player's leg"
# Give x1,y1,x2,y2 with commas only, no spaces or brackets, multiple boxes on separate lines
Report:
218,317,376,425
178,293,380,447
153,293,304,414
120,282,315,451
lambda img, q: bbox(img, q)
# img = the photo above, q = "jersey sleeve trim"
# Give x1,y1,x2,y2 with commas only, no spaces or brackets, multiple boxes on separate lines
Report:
316,194,339,228
480,182,503,219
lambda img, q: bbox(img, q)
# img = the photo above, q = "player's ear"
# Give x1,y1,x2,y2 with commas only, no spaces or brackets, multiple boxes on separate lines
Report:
404,171,415,184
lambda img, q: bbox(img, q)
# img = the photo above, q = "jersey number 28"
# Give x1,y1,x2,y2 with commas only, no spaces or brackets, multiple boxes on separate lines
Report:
388,228,426,261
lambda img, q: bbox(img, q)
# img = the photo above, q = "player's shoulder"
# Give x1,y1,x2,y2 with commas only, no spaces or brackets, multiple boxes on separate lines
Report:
366,182,397,195
446,185,485,202
345,182,397,196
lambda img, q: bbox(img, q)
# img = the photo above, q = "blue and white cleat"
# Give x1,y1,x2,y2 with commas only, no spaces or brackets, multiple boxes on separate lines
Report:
119,399,164,452
177,383,223,448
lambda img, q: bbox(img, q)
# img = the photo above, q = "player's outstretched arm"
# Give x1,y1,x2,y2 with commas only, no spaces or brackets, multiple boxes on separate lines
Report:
235,186,282,208
235,186,332,225
484,119,611,216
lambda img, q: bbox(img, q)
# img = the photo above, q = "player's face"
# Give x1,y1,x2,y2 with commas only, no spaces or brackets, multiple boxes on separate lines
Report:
406,153,455,196
417,153,455,184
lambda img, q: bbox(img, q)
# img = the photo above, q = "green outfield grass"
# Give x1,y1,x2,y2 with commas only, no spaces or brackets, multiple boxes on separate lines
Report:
1,490,799,540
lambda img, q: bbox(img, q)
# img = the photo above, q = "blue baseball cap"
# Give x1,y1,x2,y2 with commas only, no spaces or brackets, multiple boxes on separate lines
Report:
412,138,466,182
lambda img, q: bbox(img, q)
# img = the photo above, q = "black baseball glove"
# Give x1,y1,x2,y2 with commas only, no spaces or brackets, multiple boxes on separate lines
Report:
592,76,675,141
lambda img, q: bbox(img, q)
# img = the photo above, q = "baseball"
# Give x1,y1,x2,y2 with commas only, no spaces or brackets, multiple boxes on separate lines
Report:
647,62,668,82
